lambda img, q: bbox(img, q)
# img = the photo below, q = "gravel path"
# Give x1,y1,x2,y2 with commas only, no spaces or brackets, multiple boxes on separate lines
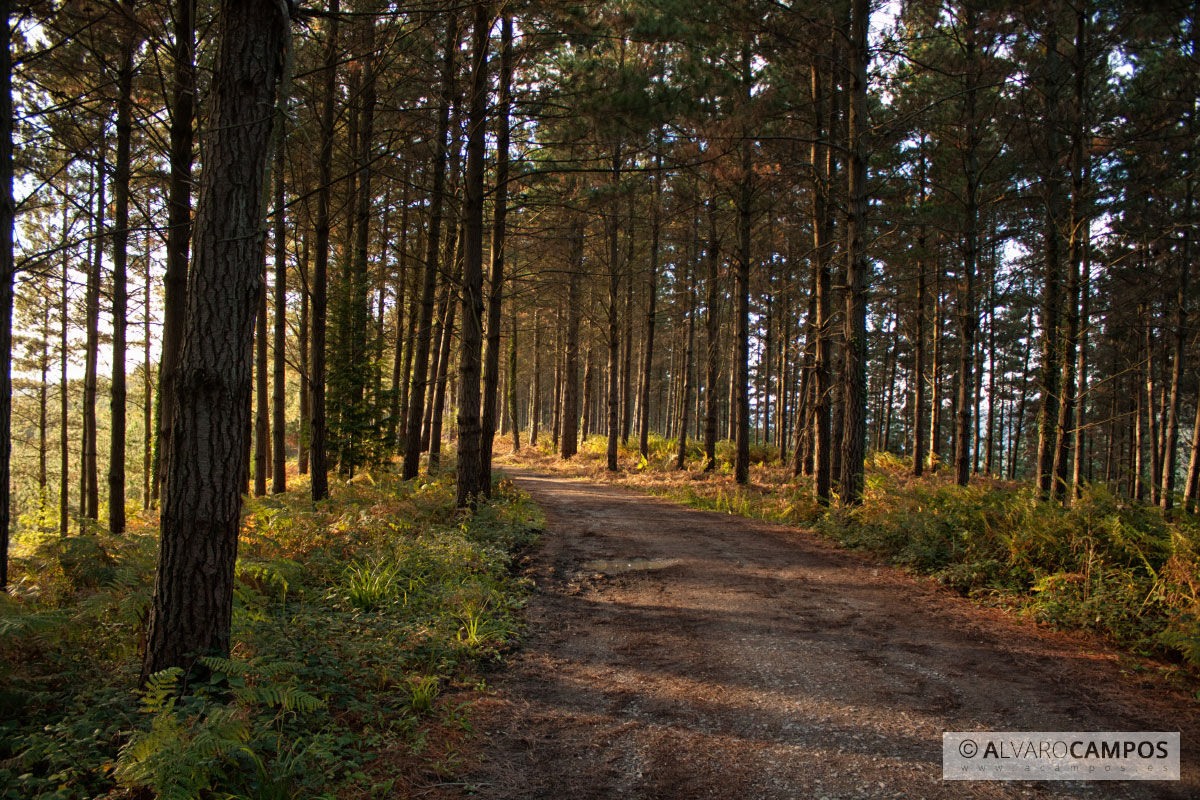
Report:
450,469,1198,799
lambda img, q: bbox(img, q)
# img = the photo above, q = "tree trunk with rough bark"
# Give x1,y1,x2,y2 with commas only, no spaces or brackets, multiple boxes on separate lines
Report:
108,14,134,533
840,0,870,505
271,142,287,493
309,0,339,501
155,0,196,504
143,0,287,681
562,221,583,459
480,10,511,492
403,12,457,479
456,0,490,505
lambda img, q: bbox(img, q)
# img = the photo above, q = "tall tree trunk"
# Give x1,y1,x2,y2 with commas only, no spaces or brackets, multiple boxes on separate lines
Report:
388,169,410,450
552,307,562,448
346,11,377,475
38,306,48,518
704,203,721,471
60,221,70,535
508,301,520,451
83,139,104,525
309,0,339,500
1184,380,1200,513
638,143,662,458
912,143,928,476
155,0,196,503
456,0,490,505
582,341,594,440
430,245,461,468
1009,337,1031,479
108,13,134,533
0,0,10,583
562,220,583,459
1134,313,1149,502
952,16,979,489
403,12,457,478
606,149,622,471
142,245,152,510
531,309,542,445
424,91,464,453
254,234,269,495
810,48,834,500
676,258,696,469
480,10,511,491
792,256,817,476
985,269,997,475
928,256,942,471
1162,258,1189,509
298,232,310,474
734,49,754,486
271,142,287,493
620,217,635,444
840,0,869,504
1148,321,1163,504
143,0,288,680
1072,232,1091,496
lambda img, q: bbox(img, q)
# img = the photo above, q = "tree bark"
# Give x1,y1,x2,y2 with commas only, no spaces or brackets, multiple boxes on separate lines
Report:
429,245,460,469
271,140,287,493
638,143,662,458
403,13,457,478
456,0,491,505
254,227,269,495
953,23,979,489
59,217,70,535
734,50,754,486
531,309,542,445
387,170,410,450
562,220,583,459
155,0,196,503
480,10,511,491
143,0,288,680
676,258,696,469
309,0,339,500
298,232,310,474
143,240,153,509
83,138,104,526
606,149,622,472
108,11,134,533
508,301,520,451
912,141,928,476
0,0,10,584
840,0,869,505
703,202,721,471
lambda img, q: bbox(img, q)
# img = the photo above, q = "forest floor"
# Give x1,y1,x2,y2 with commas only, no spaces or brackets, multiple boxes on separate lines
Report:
437,467,1200,799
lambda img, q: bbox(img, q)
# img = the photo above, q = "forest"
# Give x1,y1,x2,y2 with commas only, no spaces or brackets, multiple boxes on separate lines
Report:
1,0,1199,797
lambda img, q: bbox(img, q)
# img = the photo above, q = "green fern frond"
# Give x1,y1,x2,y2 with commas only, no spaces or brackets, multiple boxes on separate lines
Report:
233,683,324,712
139,667,184,714
0,608,69,639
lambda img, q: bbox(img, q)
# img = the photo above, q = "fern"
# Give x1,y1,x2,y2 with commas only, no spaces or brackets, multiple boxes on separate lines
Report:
198,657,325,712
115,705,253,800
0,607,69,639
139,667,184,714
234,683,324,712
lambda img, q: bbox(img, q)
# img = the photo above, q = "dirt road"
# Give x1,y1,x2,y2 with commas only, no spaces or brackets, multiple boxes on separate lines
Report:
453,470,1198,799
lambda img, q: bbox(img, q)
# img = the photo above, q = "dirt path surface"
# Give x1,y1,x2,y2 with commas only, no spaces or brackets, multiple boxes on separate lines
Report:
453,470,1199,799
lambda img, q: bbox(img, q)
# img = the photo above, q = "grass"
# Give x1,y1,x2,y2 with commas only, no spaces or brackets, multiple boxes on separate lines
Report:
0,466,543,799
499,433,1200,687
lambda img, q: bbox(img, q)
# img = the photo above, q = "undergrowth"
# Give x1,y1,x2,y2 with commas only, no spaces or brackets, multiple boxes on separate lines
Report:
500,436,1200,684
0,469,543,799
